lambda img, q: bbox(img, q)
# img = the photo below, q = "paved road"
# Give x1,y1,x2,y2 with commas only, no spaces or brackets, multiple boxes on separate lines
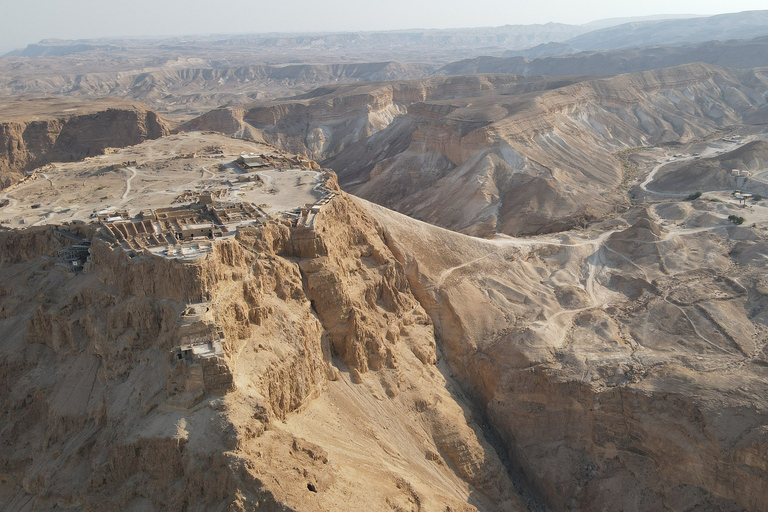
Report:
752,170,768,185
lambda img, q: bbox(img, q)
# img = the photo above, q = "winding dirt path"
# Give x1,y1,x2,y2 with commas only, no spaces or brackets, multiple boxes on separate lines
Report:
121,167,137,201
639,138,753,196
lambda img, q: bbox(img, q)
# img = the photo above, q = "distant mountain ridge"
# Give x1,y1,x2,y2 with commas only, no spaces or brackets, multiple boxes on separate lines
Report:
4,10,768,122
567,10,768,50
502,42,578,59
443,36,768,77
3,23,591,60
581,13,701,30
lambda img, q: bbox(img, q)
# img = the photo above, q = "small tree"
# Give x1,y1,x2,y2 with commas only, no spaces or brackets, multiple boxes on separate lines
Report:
686,191,702,201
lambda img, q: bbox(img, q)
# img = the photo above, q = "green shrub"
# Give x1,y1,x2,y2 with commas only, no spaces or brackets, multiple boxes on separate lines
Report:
728,215,746,225
686,191,702,201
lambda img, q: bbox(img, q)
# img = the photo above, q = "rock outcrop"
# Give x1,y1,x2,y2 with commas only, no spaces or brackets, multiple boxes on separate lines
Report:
0,189,526,511
185,64,768,236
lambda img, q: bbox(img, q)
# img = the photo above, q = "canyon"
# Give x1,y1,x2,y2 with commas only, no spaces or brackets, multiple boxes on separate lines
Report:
183,64,768,235
2,9,768,512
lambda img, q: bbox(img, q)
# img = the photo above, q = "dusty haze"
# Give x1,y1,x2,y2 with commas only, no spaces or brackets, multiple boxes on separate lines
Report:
2,8,768,512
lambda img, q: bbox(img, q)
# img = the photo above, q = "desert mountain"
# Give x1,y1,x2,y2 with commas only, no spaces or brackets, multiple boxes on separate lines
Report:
0,136,531,510
368,195,768,511
184,63,768,235
3,8,768,512
579,14,701,30
0,23,594,120
501,42,579,59
444,35,768,76
3,23,590,62
0,97,169,188
565,10,768,51
0,60,436,119
2,129,768,510
4,11,767,121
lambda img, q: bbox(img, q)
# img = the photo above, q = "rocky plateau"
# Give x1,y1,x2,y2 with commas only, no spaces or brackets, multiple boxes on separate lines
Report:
3,10,768,512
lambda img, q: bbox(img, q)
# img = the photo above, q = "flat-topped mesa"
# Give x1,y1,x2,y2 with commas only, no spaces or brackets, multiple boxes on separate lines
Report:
3,176,518,510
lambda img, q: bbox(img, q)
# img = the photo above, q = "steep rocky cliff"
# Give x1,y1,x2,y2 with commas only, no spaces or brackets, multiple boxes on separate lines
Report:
331,64,768,235
0,98,170,188
179,75,553,159
3,160,768,511
0,190,526,511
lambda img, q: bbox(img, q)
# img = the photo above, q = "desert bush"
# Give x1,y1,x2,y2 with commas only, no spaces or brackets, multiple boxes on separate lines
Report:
728,215,746,225
686,191,702,201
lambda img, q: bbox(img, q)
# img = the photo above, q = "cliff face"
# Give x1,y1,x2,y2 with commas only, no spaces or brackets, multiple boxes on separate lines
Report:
0,101,170,188
340,64,768,236
4,165,768,511
0,61,437,119
0,192,525,511
180,75,530,162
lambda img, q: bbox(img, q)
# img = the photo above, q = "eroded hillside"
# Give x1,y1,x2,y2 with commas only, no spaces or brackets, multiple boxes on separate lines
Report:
368,188,768,511
185,64,768,236
0,136,529,511
4,14,768,512
2,127,768,511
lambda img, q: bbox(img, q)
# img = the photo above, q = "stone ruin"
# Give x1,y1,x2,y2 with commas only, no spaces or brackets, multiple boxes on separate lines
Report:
167,304,234,408
100,200,264,260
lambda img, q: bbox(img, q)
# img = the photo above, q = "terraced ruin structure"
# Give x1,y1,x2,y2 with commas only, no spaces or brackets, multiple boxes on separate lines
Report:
0,132,337,257
4,11,768,512
100,201,265,260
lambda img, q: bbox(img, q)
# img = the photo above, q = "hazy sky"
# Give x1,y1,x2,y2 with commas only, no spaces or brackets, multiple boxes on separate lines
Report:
1,0,767,53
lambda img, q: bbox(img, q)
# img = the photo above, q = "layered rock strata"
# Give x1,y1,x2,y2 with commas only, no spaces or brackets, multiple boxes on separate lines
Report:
185,64,768,236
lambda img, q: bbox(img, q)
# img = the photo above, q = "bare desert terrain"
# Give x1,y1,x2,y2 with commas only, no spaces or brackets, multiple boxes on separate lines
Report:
3,10,768,512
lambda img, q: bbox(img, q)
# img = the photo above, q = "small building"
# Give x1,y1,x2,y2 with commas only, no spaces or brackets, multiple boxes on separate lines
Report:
238,153,267,169
178,223,221,240
236,173,262,183
734,192,753,205
97,209,129,223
